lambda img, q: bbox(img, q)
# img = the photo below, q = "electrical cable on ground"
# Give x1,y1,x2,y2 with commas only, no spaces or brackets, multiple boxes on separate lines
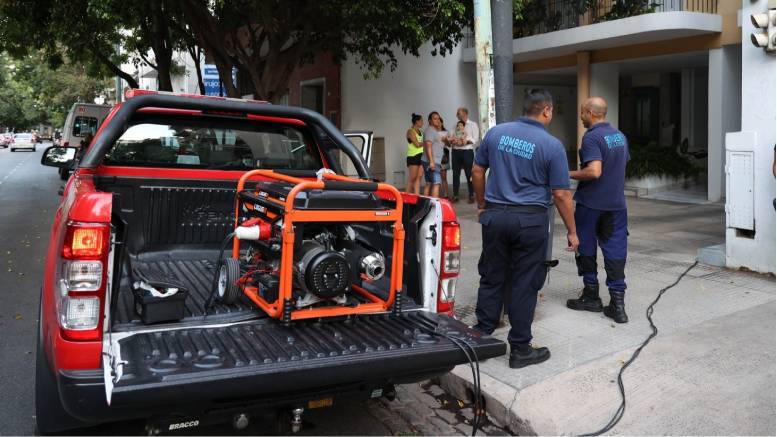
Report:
578,261,698,436
427,258,484,435
424,328,483,436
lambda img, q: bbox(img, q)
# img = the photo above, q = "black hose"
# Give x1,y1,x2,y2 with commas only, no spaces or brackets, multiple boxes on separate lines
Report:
422,328,483,436
578,261,698,436
204,232,236,312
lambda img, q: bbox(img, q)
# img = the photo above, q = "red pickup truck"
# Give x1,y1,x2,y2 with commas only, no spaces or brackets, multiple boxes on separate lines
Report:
36,91,505,434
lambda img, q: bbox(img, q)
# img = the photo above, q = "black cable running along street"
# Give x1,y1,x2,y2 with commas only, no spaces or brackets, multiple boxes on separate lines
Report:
427,258,485,435
423,328,483,436
579,261,698,436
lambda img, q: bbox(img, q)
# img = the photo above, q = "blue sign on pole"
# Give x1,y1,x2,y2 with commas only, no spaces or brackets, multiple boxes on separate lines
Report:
202,65,238,97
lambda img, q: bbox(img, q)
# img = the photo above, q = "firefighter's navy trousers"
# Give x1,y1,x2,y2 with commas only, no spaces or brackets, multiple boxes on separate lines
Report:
574,203,628,293
474,204,549,347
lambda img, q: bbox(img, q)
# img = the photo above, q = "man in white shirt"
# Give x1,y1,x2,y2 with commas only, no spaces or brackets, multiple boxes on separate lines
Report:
451,107,480,203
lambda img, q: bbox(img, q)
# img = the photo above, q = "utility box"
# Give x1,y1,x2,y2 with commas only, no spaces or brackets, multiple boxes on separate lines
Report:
725,131,757,232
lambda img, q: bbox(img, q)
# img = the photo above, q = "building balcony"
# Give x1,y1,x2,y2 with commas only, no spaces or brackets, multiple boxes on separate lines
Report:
463,0,722,63
514,0,718,38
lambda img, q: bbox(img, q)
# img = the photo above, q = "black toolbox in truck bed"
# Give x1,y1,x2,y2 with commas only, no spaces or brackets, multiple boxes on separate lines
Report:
103,311,505,406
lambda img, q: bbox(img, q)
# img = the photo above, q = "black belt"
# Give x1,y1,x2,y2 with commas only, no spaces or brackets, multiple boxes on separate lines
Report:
485,202,547,213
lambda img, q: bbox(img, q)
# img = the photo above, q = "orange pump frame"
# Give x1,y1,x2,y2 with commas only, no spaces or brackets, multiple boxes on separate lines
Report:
232,169,405,322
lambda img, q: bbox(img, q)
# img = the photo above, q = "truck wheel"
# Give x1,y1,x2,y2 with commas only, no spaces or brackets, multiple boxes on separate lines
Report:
35,300,88,434
216,258,241,305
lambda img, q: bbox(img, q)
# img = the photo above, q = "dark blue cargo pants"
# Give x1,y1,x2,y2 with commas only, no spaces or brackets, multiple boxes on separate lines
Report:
474,205,549,347
574,203,628,293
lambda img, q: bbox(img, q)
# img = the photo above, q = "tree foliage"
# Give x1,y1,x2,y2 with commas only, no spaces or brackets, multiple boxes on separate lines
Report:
0,0,139,88
2,0,475,102
179,0,473,100
0,51,110,130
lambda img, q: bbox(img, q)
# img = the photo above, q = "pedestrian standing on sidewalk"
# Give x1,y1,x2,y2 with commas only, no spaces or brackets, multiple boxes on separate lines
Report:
567,97,631,323
451,107,479,203
471,89,578,369
406,113,425,195
439,117,451,199
422,111,448,198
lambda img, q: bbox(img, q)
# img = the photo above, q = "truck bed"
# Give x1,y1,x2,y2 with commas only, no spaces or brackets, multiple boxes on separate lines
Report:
113,255,420,330
114,257,261,328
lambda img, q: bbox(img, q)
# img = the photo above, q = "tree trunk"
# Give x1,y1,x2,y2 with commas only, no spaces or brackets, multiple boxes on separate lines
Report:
92,48,139,89
155,55,173,92
188,47,206,95
150,1,174,92
215,60,238,97
178,0,239,97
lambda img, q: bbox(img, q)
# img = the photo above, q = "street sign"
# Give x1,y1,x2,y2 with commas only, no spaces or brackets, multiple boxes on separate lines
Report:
202,65,237,96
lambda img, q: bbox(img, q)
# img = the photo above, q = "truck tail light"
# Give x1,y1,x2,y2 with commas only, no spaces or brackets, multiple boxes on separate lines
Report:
58,222,110,341
437,221,460,315
60,296,101,330
64,226,108,259
64,261,103,291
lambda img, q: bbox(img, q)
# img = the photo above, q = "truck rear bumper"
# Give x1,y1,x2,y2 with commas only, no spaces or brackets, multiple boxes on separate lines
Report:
58,312,505,423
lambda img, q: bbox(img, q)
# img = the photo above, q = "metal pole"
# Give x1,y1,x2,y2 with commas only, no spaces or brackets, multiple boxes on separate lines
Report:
491,0,513,125
114,43,122,103
473,0,495,134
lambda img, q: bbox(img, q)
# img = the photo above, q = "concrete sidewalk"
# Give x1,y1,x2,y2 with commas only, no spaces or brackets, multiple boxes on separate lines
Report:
438,197,776,435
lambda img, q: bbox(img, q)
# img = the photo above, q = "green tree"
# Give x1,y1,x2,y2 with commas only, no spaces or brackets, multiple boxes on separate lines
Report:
0,0,140,89
179,0,473,100
0,51,110,130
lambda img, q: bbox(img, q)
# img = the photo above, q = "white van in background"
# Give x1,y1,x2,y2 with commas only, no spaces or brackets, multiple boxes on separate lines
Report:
58,103,112,179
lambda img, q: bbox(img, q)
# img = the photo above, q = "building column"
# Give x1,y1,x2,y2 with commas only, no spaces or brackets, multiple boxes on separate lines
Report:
576,51,590,166
680,68,695,148
589,63,620,129
708,46,742,203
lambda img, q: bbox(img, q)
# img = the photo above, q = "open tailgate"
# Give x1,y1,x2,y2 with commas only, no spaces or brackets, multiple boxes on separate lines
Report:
103,312,505,406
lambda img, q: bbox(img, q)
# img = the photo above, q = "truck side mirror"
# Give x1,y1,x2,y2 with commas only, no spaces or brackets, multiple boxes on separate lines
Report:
41,146,78,168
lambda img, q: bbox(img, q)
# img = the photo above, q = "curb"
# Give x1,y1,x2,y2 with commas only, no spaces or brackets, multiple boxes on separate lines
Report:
435,364,556,436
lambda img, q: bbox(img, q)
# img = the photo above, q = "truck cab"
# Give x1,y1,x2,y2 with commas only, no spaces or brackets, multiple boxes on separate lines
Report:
36,91,505,433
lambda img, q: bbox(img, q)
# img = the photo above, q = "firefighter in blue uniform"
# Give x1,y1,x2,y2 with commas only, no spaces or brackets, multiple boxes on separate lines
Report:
471,89,579,369
567,97,630,323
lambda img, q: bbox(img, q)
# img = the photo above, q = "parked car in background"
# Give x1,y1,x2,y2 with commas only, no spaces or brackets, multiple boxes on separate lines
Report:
58,103,112,179
10,133,36,152
60,103,111,148
0,133,13,148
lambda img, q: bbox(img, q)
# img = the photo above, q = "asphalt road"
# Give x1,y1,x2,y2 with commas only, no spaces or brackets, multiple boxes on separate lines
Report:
0,144,505,436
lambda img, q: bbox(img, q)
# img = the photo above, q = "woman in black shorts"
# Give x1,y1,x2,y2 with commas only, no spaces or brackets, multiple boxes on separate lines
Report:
406,113,424,195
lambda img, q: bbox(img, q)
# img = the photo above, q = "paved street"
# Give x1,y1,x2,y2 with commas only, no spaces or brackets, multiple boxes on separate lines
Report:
0,145,507,436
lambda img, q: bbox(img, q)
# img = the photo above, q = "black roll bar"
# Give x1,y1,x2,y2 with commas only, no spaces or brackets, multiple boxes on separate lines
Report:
79,93,372,179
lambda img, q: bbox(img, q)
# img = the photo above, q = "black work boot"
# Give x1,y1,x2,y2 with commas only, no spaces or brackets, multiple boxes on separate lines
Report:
566,283,603,312
509,344,551,369
604,291,629,323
